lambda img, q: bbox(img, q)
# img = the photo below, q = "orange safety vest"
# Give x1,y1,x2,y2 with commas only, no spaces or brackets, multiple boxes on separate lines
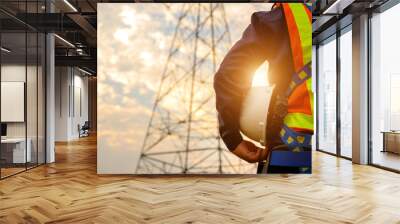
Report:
276,3,313,148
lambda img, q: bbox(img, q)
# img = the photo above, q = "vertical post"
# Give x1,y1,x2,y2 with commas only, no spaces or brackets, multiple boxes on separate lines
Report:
336,30,341,157
367,11,373,165
25,2,28,170
46,1,56,163
315,45,320,151
0,23,2,179
36,1,39,167
352,14,369,164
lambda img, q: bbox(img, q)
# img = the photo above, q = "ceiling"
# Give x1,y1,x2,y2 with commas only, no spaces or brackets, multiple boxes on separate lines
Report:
0,0,102,74
1,0,396,73
312,0,391,44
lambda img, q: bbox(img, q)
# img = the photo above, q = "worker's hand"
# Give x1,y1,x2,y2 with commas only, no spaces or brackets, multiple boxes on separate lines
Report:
232,140,268,163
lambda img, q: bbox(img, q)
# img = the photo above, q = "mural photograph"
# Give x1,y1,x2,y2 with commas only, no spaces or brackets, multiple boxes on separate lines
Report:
98,3,312,174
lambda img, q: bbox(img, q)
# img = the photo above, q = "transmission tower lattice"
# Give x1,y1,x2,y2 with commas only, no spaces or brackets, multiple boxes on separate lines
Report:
136,3,257,174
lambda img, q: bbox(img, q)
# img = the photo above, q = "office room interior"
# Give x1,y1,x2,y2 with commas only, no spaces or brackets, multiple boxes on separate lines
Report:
0,0,400,223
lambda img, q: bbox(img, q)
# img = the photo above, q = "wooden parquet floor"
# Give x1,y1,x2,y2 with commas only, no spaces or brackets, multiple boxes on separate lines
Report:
1,135,400,224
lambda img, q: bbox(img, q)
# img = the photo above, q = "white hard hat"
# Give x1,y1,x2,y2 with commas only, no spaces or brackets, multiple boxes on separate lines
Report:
239,85,274,146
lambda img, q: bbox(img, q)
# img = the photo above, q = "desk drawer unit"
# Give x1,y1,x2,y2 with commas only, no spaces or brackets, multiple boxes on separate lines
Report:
383,132,400,154
0,139,32,164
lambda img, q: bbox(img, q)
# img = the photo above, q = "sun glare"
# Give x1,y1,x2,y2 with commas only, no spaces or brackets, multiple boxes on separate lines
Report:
252,62,269,87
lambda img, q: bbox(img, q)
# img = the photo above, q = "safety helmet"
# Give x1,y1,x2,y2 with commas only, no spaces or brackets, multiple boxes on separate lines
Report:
239,85,274,146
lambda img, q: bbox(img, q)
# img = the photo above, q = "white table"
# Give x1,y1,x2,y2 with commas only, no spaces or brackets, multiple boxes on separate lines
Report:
1,138,31,163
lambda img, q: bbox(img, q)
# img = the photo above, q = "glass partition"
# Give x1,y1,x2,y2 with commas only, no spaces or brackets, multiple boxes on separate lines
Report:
371,4,400,171
317,36,337,154
0,2,46,179
1,30,28,177
339,28,352,158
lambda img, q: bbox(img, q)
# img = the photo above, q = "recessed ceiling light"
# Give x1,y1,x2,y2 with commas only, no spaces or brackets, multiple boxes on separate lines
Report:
78,67,93,76
323,0,354,15
54,34,75,48
1,47,11,53
63,0,78,12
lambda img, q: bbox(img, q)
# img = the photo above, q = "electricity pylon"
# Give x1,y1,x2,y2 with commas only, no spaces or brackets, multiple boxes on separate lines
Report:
136,3,257,174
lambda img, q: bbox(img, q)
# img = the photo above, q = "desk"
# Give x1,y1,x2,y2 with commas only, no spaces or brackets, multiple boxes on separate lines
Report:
1,138,31,163
382,131,400,154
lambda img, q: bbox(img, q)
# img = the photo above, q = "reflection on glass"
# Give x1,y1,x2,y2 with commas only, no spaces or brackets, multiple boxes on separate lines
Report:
1,31,27,177
371,4,400,171
318,37,337,154
340,29,352,158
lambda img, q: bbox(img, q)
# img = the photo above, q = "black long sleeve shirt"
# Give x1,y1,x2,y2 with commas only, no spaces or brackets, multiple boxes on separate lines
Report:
214,8,294,151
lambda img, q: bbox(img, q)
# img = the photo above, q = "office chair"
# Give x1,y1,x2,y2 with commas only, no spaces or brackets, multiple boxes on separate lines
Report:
79,121,90,138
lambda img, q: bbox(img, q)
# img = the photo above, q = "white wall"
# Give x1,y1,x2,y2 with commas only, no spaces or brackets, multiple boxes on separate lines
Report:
55,67,69,141
73,73,89,137
55,67,89,141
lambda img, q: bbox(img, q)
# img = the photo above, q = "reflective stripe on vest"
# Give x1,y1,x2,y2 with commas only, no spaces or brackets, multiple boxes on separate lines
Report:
280,3,313,147
282,4,312,72
285,63,313,132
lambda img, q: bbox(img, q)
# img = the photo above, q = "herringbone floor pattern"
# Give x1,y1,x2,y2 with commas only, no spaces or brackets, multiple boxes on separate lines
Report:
1,135,400,223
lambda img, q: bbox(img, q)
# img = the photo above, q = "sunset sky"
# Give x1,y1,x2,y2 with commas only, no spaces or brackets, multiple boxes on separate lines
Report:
98,3,272,174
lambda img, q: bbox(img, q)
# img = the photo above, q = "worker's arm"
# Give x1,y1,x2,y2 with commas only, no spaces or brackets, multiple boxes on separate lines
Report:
214,13,269,151
232,140,269,163
214,10,284,156
214,23,266,152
